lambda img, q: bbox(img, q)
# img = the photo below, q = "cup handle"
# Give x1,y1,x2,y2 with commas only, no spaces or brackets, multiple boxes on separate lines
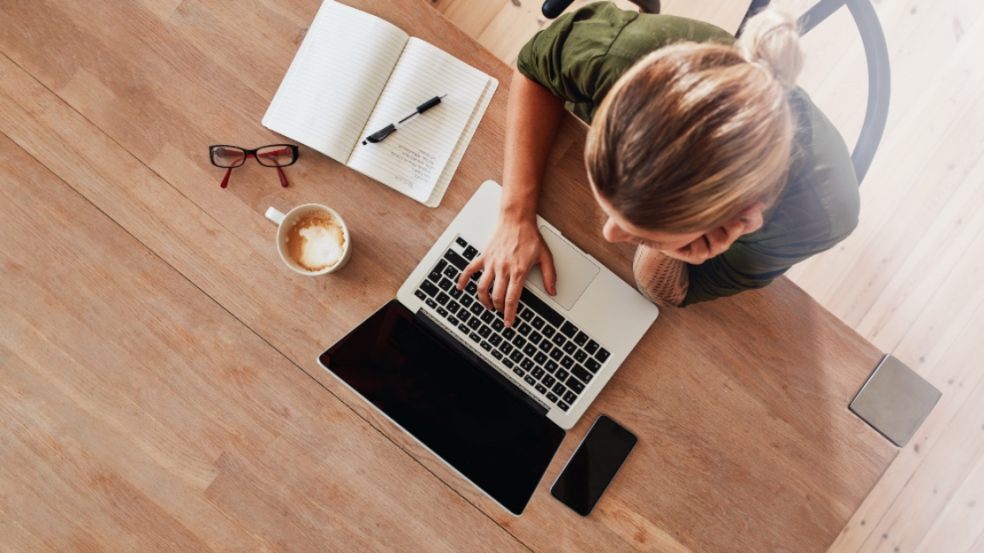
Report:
265,207,286,226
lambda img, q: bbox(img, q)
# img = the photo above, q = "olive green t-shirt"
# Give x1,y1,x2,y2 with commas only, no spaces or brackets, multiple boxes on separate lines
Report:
517,2,860,305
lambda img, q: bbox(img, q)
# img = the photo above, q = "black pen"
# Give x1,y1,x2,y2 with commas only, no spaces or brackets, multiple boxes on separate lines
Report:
362,95,447,145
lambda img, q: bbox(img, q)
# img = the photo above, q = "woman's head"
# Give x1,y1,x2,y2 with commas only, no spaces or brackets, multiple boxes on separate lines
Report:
585,7,803,245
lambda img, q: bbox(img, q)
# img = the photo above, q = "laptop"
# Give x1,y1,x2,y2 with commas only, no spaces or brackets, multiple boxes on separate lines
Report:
318,180,659,514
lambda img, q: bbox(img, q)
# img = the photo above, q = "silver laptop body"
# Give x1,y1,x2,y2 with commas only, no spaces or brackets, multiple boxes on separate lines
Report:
397,180,659,429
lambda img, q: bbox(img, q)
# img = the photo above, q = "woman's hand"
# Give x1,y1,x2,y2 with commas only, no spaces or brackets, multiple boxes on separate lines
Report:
661,204,765,265
456,218,557,327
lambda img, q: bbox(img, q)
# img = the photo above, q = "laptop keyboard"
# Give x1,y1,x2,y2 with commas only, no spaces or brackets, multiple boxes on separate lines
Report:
413,236,611,412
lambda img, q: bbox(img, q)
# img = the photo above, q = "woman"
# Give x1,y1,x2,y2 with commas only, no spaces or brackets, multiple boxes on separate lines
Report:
457,2,860,327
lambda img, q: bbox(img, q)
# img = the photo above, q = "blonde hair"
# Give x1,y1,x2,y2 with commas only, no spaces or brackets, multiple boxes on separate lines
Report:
585,7,804,233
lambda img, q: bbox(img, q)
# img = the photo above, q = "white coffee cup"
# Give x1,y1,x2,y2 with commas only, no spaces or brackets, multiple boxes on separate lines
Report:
265,204,351,275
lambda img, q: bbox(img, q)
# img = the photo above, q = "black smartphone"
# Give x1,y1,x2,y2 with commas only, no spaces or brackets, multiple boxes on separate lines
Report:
550,415,637,516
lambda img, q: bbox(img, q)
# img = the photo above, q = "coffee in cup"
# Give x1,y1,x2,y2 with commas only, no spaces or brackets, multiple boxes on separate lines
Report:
265,204,351,275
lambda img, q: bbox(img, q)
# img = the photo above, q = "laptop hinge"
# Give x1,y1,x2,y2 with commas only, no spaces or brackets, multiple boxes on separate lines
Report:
413,309,550,417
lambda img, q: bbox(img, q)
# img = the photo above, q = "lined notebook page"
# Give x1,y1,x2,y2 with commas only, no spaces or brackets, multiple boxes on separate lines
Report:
346,38,491,203
261,1,408,162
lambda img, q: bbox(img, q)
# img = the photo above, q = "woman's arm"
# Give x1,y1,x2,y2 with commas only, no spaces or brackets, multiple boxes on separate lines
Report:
634,248,689,306
457,68,566,326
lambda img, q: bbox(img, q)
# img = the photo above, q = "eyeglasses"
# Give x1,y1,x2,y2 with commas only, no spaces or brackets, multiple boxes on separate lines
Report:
208,144,299,188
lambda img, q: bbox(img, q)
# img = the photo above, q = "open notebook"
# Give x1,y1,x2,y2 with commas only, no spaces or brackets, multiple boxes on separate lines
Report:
263,1,498,207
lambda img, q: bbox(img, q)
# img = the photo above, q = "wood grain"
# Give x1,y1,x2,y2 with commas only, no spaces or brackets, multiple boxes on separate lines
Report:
0,0,897,551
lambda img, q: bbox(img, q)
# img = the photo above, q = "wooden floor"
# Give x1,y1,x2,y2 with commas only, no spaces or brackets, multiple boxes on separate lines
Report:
434,0,984,552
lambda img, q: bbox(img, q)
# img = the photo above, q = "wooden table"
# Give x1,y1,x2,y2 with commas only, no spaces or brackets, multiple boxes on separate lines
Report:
0,1,895,551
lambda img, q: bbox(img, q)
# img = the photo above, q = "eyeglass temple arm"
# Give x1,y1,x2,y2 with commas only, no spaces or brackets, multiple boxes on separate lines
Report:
276,165,289,188
220,167,233,188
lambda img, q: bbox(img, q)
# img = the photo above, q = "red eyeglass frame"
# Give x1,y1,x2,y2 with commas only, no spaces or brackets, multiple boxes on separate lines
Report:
208,144,299,188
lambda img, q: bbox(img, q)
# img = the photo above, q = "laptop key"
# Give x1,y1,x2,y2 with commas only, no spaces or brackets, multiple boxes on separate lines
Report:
566,377,585,394
574,350,587,363
480,341,492,351
584,358,601,373
463,245,478,260
478,325,492,338
542,325,556,339
428,270,442,283
555,369,569,381
552,382,566,396
545,360,559,373
491,349,503,360
468,318,481,330
573,331,589,346
531,316,545,330
523,344,537,357
563,342,577,355
458,323,469,334
420,281,439,297
549,348,563,361
500,342,513,355
560,321,578,338
563,390,578,404
528,332,542,345
519,288,564,327
558,401,570,412
572,365,592,383
504,358,515,369
514,367,525,377
546,392,559,403
443,265,458,279
489,334,502,346
466,281,478,295
539,341,553,354
469,303,483,316
449,287,463,299
518,322,532,335
426,299,438,309
551,333,566,347
448,315,459,326
414,290,426,301
513,336,527,349
436,292,449,305
502,328,516,340
521,359,534,371
437,307,448,318
469,332,481,343
518,308,534,322
532,367,545,379
455,236,468,248
458,311,470,324
445,249,469,271
560,356,574,369
585,339,599,354
481,311,494,324
492,319,504,332
439,278,455,292
542,374,556,388
524,375,537,387
460,295,474,307
596,348,610,363
510,350,523,363
534,352,547,365
535,383,548,395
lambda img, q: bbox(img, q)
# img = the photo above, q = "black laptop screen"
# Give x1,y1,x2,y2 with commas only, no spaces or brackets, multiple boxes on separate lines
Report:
320,300,565,515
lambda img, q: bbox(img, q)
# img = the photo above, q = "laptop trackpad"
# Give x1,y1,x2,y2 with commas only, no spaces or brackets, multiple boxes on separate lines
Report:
526,226,600,311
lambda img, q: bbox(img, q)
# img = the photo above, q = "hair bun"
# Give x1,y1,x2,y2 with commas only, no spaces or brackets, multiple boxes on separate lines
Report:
737,7,803,91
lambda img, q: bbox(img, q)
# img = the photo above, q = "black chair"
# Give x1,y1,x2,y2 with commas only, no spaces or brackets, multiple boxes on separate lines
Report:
541,0,891,183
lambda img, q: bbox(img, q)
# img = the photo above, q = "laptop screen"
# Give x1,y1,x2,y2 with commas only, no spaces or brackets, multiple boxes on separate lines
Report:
320,300,565,515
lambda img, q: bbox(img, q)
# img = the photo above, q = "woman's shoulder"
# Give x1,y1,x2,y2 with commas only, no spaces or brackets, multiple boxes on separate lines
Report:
745,89,861,254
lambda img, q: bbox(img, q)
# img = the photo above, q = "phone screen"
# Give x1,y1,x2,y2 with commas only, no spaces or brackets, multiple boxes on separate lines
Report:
550,415,637,516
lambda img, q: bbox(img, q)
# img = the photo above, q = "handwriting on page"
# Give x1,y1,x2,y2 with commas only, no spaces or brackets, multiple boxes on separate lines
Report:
394,145,437,184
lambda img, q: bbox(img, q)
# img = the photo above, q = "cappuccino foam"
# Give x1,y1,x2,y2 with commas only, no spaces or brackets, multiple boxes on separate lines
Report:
286,213,346,272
